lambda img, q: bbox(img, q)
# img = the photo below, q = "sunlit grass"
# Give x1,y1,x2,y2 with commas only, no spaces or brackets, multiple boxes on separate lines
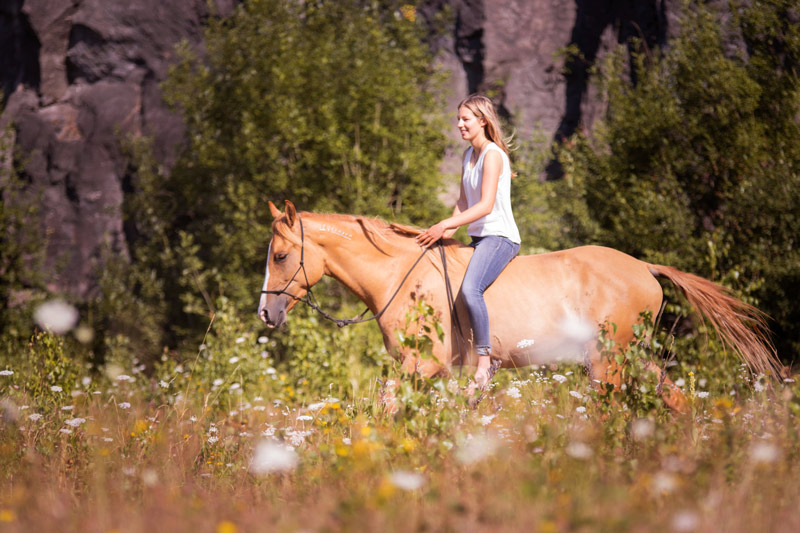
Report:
1,307,799,531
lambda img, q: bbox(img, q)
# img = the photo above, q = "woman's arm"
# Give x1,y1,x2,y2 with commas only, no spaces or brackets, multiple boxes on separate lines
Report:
416,150,502,248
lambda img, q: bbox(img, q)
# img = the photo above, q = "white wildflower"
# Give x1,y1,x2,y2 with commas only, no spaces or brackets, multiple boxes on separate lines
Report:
631,418,655,441
262,424,276,437
565,441,593,460
229,383,241,391
59,428,72,435
119,402,131,410
695,391,709,399
575,406,587,414
749,441,780,464
235,336,246,344
159,380,169,389
455,434,500,465
208,425,218,434
50,385,63,392
652,471,678,494
250,440,298,474
505,386,522,399
116,374,133,382
0,370,13,376
297,415,313,421
389,471,426,491
516,339,535,349
213,378,224,387
552,374,568,384
65,417,86,428
81,376,92,387
258,336,268,344
285,429,312,447
61,405,74,411
141,469,159,487
675,378,686,388
266,367,277,375
228,356,240,364
671,510,699,532
34,300,79,334
569,390,583,400
103,437,113,443
342,437,351,445
28,413,42,422
207,436,219,444
480,414,496,426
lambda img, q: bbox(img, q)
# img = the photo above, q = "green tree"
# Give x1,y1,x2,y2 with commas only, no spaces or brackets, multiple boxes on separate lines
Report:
517,0,800,359
117,0,449,355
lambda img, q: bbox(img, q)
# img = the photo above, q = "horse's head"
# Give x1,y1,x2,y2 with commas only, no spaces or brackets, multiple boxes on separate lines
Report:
257,200,324,328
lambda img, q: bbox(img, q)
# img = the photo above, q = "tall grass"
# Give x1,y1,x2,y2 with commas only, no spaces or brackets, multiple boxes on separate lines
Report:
1,306,799,532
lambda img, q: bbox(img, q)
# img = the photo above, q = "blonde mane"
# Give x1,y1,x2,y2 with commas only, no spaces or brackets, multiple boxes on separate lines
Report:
273,211,469,268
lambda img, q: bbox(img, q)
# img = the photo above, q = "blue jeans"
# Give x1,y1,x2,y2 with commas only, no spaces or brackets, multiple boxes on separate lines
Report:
461,235,520,356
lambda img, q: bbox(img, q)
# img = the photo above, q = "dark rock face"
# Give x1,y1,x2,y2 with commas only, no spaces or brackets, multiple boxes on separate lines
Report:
1,0,673,299
1,0,230,298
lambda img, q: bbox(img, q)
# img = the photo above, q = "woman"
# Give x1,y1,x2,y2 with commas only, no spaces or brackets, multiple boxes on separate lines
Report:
416,94,521,390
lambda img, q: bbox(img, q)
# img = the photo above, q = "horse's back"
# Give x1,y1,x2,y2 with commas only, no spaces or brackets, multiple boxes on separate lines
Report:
472,245,664,363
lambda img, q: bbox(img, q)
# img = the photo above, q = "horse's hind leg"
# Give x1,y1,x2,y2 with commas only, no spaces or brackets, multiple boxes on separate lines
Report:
586,348,689,413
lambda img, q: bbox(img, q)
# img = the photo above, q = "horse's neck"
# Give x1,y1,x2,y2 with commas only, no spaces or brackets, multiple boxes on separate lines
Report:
306,214,419,312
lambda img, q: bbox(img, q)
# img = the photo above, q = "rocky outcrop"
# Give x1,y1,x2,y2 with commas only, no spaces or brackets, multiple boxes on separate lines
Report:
1,0,235,298
1,0,673,299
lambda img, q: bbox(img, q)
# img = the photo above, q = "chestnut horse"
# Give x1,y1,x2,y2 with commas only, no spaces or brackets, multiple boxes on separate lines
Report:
258,201,780,411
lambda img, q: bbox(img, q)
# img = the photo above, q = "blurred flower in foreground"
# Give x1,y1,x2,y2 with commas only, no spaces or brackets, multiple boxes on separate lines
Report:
34,300,79,334
455,434,500,465
671,510,699,532
389,470,426,491
250,440,298,474
631,418,655,441
749,441,780,464
565,441,593,460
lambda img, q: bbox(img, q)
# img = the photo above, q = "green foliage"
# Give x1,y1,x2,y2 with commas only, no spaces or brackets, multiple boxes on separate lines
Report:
118,0,449,357
0,126,45,340
516,0,800,359
396,297,445,361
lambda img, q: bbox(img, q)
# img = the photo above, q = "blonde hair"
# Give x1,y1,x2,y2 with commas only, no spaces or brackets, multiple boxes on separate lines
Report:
458,94,512,156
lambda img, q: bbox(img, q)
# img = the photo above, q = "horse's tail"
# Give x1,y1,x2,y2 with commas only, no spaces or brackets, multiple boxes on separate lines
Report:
648,264,782,378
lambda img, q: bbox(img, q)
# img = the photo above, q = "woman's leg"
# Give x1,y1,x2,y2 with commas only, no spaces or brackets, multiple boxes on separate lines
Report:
460,235,520,358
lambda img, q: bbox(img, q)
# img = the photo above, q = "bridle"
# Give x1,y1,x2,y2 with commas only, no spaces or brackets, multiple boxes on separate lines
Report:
261,214,436,328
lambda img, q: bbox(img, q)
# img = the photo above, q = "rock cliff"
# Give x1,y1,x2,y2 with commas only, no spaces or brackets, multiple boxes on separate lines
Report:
0,0,672,299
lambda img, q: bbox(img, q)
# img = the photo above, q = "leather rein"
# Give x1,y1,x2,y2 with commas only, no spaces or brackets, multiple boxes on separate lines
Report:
260,215,460,333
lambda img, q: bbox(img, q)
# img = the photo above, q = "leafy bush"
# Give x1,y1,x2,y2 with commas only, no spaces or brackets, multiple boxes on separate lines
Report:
513,0,800,360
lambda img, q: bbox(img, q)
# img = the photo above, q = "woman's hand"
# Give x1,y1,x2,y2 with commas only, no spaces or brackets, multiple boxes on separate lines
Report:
416,221,448,248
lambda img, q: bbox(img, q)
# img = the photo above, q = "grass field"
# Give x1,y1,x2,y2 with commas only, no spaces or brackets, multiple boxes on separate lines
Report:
1,314,799,532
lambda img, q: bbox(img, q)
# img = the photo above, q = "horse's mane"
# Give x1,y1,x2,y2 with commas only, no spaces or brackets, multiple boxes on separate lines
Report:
275,211,469,268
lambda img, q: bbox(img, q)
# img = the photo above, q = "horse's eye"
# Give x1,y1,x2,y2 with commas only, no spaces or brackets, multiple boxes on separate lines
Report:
274,252,288,263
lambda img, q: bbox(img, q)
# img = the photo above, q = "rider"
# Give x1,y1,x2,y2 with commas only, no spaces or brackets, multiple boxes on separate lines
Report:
416,94,521,390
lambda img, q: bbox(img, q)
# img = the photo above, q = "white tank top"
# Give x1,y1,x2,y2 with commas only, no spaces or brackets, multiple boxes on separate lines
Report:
461,142,521,244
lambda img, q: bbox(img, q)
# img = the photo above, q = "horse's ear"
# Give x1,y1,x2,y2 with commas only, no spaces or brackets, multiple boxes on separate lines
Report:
268,201,282,219
285,200,297,227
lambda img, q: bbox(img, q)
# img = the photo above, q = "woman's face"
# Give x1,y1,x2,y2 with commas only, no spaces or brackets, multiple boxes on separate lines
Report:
457,105,486,143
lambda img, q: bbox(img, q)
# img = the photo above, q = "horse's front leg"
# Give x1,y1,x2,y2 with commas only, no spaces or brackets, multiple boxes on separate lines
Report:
378,345,450,415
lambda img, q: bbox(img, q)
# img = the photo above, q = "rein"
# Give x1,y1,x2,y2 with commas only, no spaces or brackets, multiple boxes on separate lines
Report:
261,215,432,328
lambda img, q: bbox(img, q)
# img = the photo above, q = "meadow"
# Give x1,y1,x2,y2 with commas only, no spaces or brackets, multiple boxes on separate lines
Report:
1,300,799,533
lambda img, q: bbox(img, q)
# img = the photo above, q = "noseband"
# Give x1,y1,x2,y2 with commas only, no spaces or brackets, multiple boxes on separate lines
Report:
261,214,434,328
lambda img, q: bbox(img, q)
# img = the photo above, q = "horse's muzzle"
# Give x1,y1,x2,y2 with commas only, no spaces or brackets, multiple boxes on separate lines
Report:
260,306,286,329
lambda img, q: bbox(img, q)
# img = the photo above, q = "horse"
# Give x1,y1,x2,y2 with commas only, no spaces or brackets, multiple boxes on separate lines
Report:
258,201,781,412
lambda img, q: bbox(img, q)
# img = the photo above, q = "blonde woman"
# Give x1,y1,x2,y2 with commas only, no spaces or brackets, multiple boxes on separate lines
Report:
416,94,521,390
